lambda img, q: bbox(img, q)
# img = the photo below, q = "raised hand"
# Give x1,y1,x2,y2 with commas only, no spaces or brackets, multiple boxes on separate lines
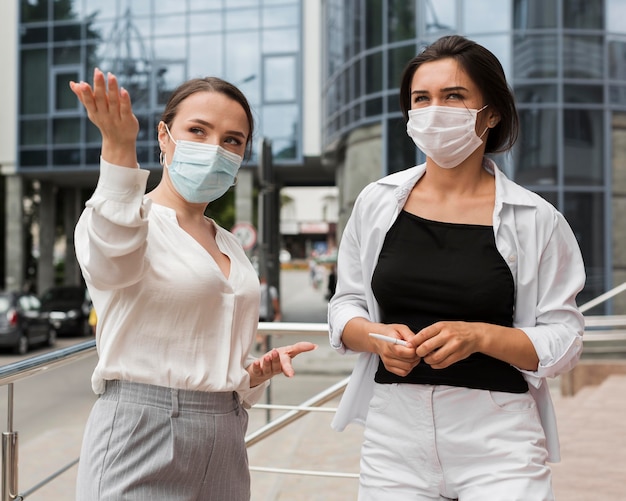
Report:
69,68,139,168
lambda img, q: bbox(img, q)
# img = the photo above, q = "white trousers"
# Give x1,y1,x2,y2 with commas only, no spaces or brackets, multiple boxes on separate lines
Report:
359,383,553,501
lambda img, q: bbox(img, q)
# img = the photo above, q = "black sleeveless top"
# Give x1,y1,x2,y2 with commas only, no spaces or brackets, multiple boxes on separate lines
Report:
371,211,527,393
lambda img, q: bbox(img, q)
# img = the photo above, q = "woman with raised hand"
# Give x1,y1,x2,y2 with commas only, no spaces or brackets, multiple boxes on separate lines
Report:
70,68,316,501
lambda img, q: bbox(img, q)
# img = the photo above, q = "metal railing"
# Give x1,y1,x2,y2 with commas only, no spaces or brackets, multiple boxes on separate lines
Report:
0,282,625,499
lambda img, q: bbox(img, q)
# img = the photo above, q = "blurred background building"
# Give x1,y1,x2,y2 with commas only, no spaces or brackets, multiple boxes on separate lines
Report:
321,0,626,313
1,0,625,314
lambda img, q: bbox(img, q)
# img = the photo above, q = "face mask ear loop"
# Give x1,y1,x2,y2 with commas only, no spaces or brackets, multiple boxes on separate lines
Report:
164,123,178,145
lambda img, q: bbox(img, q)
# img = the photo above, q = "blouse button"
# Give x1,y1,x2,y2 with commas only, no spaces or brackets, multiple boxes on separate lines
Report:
508,255,517,263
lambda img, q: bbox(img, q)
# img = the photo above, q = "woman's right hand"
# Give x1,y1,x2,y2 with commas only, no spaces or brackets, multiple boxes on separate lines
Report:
371,324,421,377
69,68,139,168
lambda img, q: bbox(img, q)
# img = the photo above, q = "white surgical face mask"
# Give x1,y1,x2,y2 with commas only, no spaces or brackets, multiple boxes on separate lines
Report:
406,105,489,169
163,125,242,203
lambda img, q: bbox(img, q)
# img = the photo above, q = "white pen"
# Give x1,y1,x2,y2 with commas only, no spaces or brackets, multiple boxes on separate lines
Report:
368,332,410,347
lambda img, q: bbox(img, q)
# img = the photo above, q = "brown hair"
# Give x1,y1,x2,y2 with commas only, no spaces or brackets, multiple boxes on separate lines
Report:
161,77,255,159
399,35,519,154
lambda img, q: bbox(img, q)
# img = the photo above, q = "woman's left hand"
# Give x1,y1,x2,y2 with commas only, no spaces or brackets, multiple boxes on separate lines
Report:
410,321,480,369
247,341,317,387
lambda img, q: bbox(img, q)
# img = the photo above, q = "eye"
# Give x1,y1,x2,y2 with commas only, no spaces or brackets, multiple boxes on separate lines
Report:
224,136,244,146
446,93,464,101
189,127,204,136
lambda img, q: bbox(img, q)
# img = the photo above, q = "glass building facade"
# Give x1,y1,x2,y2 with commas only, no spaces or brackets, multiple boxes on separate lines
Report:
18,0,303,176
322,0,626,312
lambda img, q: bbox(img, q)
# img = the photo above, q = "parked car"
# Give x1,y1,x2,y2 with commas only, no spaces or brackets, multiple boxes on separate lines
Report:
0,291,56,355
40,286,92,337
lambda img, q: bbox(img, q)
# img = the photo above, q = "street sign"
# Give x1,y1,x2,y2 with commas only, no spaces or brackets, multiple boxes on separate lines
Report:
231,222,257,251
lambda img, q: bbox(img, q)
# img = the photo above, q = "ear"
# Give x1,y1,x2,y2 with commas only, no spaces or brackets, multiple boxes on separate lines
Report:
157,121,168,150
487,111,500,128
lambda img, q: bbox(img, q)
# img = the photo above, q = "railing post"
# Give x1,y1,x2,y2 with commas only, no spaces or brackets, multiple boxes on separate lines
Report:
2,384,19,501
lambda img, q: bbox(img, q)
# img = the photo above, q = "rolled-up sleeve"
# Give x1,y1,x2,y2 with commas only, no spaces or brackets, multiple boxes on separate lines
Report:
518,211,586,385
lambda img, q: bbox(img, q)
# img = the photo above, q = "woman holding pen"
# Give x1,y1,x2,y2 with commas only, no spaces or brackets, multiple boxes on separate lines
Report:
328,35,585,500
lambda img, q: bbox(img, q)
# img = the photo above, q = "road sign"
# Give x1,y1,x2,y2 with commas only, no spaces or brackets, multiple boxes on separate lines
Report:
231,222,257,251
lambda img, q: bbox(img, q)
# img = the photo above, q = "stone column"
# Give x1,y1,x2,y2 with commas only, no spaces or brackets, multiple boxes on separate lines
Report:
612,112,626,314
4,175,24,291
37,181,57,295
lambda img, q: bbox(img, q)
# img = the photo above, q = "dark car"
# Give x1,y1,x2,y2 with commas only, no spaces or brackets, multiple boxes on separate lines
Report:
40,286,92,337
0,291,56,355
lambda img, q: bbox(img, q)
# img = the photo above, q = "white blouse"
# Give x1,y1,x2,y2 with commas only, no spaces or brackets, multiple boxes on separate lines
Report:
75,159,266,406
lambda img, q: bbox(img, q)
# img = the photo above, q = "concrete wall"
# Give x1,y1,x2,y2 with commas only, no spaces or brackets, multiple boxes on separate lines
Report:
336,123,383,236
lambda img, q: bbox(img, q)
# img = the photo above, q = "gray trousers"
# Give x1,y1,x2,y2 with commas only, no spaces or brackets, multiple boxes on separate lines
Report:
76,380,250,501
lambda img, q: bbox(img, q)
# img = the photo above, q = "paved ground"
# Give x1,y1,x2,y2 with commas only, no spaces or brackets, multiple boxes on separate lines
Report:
8,269,626,499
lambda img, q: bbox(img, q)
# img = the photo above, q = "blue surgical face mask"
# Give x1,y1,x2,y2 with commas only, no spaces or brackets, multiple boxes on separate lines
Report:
163,124,243,203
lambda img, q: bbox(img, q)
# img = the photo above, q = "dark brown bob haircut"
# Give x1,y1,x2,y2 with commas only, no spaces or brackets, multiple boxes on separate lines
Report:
160,77,255,160
399,35,519,154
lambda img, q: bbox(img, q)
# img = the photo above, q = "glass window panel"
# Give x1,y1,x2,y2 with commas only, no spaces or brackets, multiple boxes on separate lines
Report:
464,0,511,34
86,147,101,165
273,138,297,161
90,20,115,42
262,5,298,28
563,36,603,79
53,148,81,166
365,97,382,117
121,0,151,17
513,34,557,78
154,14,186,36
190,0,221,9
387,94,401,114
610,86,626,105
514,84,558,103
262,104,298,138
534,191,558,207
365,51,383,94
607,0,626,33
513,0,557,29
189,35,223,80
55,71,80,110
564,109,603,186
387,117,415,174
54,45,81,65
20,120,48,146
564,84,603,103
135,114,152,142
608,40,626,80
388,0,415,43
21,1,49,22
473,35,511,79
189,12,223,34
53,118,80,144
563,192,605,309
21,26,49,45
225,32,260,89
264,56,296,102
21,49,49,114
54,0,83,19
19,150,48,168
425,0,456,33
54,23,82,42
85,0,117,19
388,45,417,90
513,109,558,186
263,28,299,52
86,121,101,143
227,8,260,30
563,0,603,29
365,0,383,48
228,0,259,7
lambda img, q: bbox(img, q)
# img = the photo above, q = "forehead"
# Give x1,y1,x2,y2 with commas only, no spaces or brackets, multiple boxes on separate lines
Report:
410,58,475,91
174,91,250,136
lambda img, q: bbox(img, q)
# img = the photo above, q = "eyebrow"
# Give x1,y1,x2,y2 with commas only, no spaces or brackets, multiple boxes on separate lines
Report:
411,86,470,95
188,118,247,139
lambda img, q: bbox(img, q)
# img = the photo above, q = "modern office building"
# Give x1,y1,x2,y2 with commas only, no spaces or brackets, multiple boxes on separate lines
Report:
2,0,332,295
321,0,626,313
